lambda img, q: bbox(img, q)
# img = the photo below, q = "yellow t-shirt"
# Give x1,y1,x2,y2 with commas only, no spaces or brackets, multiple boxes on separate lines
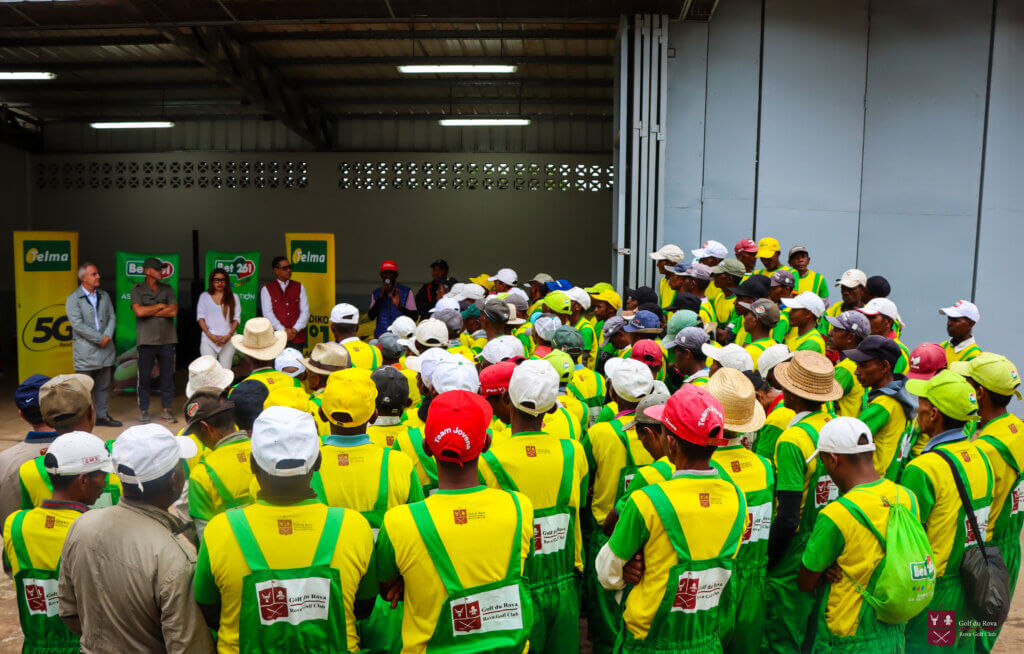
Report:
745,338,778,371
341,339,383,371
857,394,910,480
973,413,1024,543
479,432,590,572
785,327,826,354
188,434,254,522
376,487,534,654
833,358,865,418
396,366,423,407
3,503,86,576
19,456,123,510
318,442,421,527
540,404,584,441
585,416,655,525
558,392,588,433
194,500,375,653
244,369,303,392
367,420,412,449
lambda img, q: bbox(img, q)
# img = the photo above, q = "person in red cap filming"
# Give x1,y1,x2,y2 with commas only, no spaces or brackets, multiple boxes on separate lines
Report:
375,390,535,654
369,260,417,338
597,385,748,653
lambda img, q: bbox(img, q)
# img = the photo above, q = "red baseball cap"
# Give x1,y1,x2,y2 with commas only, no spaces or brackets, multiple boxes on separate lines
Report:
906,343,946,381
479,361,516,397
630,340,664,371
643,385,728,446
735,238,759,254
425,390,493,466
380,260,398,273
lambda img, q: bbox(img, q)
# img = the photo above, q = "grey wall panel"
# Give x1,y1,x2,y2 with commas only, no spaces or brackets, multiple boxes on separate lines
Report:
0,143,30,291
858,0,991,348
699,0,761,246
975,0,1024,369
756,0,868,298
663,21,708,250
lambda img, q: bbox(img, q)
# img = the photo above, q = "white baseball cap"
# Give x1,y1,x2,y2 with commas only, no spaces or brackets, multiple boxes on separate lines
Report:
566,287,592,311
406,347,457,388
691,240,728,260
605,358,655,403
836,269,867,288
403,318,448,354
329,303,359,325
506,287,529,304
649,244,686,263
429,297,461,314
274,348,306,377
859,297,903,325
112,424,199,489
450,283,486,303
491,268,518,286
782,291,827,319
432,358,481,394
481,335,525,364
939,300,980,324
509,359,560,416
387,315,416,340
533,315,562,342
44,431,114,475
757,343,792,376
701,343,754,373
251,406,320,477
806,416,876,463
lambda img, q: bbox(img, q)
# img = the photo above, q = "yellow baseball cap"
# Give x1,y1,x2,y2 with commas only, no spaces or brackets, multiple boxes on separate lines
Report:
320,368,378,427
906,370,980,422
756,237,780,258
543,291,572,315
263,386,312,412
590,289,622,310
468,274,494,292
950,352,1022,400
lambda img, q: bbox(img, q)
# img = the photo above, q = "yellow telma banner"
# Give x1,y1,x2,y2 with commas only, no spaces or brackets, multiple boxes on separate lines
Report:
284,232,335,356
13,231,79,381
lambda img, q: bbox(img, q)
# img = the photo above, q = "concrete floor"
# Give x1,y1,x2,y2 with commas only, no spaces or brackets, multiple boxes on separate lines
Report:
0,372,1020,651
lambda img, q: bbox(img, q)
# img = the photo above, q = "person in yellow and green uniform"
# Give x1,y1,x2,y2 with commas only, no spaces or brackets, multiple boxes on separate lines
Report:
660,310,700,391
825,311,870,417
544,350,589,435
195,406,377,653
581,358,656,653
738,298,780,370
605,393,675,522
820,269,867,338
902,343,949,460
551,325,608,427
764,350,843,654
951,353,1023,653
391,348,455,494
669,263,718,328
797,416,923,653
720,276,771,346
750,347,797,463
786,245,829,301
19,374,122,512
479,362,516,446
669,327,712,388
232,317,304,392
377,333,423,408
857,298,911,373
844,336,916,481
376,389,535,654
710,259,746,329
938,300,983,364
331,303,384,371
566,287,599,368
300,342,352,436
597,384,746,653
706,369,774,654
4,432,113,654
184,389,255,540
901,370,992,653
781,291,827,354
734,238,761,281
649,244,687,310
314,367,423,654
597,317,631,376
691,239,730,302
367,366,415,450
769,270,796,342
755,236,790,278
478,360,589,654
589,287,623,370
630,340,667,386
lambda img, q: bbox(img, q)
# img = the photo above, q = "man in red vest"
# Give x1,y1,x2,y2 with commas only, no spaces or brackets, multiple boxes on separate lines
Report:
260,255,309,350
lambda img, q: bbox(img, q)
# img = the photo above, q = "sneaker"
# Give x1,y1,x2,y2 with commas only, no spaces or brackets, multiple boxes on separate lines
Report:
140,411,151,424
161,409,178,424
96,415,123,428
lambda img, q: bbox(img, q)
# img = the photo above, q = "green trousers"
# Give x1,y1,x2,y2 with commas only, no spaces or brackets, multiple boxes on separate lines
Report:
975,535,1021,654
763,533,816,654
357,597,403,654
584,531,623,654
722,563,766,654
528,575,581,654
906,574,971,654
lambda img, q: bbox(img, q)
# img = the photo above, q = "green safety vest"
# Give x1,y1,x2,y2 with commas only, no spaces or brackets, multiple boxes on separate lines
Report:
398,428,438,495
410,492,533,653
226,507,347,653
313,448,391,541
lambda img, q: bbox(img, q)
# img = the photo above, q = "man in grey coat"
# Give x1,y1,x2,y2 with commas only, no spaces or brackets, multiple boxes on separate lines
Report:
65,262,121,427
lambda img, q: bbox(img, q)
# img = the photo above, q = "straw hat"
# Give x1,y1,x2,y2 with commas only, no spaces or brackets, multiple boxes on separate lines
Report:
774,350,843,402
706,368,766,433
303,342,351,375
185,355,235,398
231,317,287,361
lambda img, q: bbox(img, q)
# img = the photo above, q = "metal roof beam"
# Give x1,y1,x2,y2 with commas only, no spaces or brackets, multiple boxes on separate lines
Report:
0,105,41,150
242,28,618,41
0,34,169,48
43,112,611,123
16,96,607,110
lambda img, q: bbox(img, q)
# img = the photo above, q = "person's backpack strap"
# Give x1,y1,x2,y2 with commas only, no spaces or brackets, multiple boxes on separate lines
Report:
836,495,886,550
482,451,520,492
935,449,991,566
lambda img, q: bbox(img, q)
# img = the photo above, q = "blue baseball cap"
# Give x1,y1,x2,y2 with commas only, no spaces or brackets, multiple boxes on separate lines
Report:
544,279,572,292
15,374,50,410
624,310,662,333
669,261,690,275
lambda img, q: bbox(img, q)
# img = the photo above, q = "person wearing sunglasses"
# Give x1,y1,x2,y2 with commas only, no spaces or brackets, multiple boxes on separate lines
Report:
260,255,309,350
197,267,241,368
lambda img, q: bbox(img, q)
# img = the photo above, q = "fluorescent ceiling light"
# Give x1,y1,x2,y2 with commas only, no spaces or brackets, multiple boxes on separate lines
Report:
90,121,175,129
0,72,55,80
398,65,517,74
439,118,531,127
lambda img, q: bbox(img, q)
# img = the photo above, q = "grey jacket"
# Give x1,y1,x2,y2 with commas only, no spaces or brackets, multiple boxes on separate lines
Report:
65,286,116,370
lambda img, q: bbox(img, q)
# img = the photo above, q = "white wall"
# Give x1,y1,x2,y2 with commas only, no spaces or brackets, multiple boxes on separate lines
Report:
665,0,1022,372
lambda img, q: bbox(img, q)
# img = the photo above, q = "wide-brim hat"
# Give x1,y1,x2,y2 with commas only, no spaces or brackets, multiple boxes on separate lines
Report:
303,342,351,375
185,355,235,398
231,317,287,361
774,350,843,402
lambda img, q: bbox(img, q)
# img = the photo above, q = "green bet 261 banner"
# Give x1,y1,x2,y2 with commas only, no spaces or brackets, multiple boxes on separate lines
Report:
204,250,260,331
114,251,180,354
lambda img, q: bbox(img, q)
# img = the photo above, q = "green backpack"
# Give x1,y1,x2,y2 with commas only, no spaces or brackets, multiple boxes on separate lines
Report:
837,486,936,624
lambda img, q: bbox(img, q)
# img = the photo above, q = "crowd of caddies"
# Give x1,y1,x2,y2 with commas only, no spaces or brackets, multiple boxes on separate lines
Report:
0,236,1020,654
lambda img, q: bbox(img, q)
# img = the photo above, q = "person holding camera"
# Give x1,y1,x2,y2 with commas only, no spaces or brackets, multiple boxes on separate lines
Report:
368,259,416,338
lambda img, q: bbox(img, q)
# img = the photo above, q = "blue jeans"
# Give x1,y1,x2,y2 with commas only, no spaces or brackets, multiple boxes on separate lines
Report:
137,344,175,412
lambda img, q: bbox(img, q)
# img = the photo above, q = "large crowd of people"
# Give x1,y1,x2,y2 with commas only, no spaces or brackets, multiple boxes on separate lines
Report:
0,235,1020,653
